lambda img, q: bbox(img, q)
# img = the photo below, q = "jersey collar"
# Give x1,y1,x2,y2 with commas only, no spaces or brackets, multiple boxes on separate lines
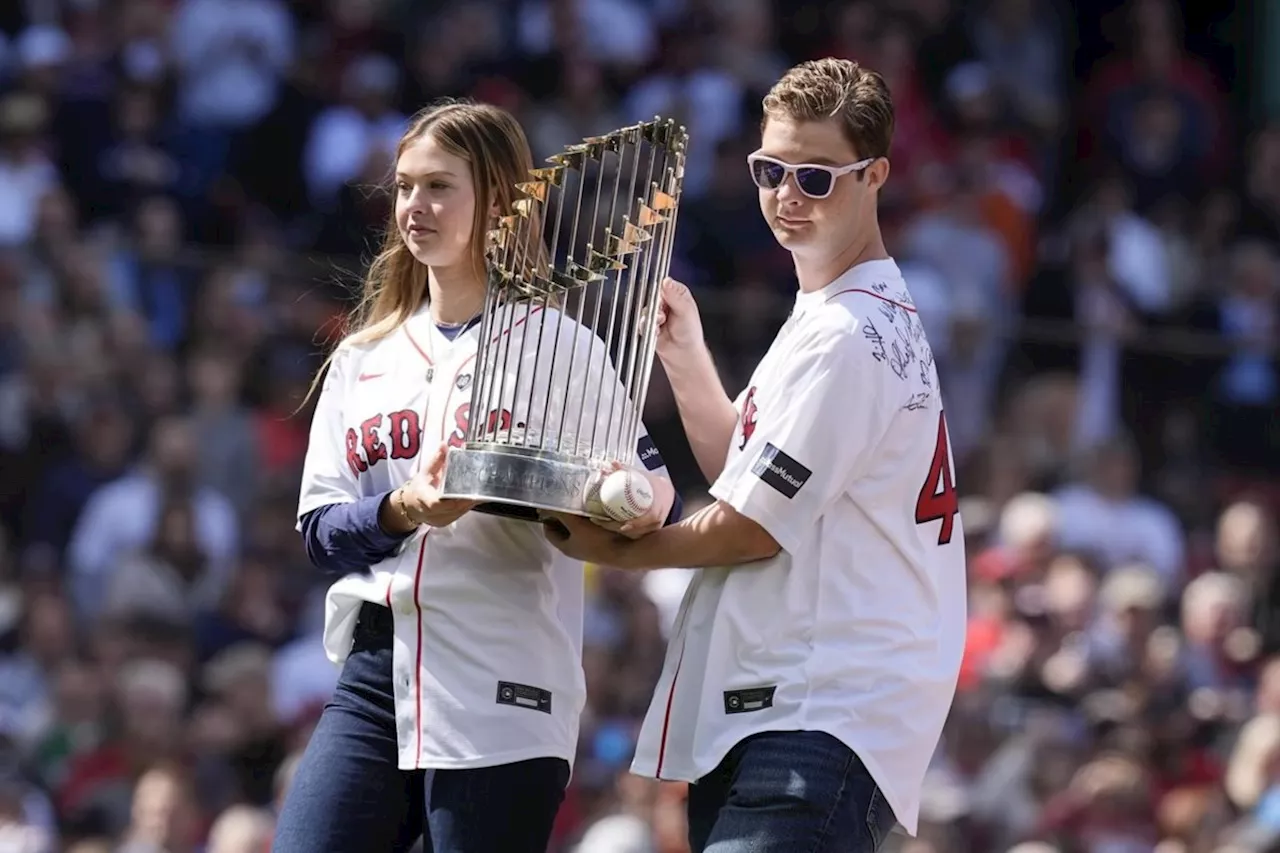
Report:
793,258,902,311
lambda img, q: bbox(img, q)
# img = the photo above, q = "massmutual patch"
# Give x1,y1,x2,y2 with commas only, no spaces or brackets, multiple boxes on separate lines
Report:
752,442,811,499
636,434,664,471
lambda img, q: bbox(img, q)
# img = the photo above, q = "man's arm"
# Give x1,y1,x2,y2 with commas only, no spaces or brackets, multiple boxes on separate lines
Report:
661,342,738,484
544,497,777,570
612,499,779,569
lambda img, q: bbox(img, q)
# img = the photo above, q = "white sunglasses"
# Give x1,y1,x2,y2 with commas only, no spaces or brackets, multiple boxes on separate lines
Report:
747,153,876,199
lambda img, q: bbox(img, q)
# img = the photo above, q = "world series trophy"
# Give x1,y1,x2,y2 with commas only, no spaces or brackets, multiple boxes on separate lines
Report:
440,117,689,522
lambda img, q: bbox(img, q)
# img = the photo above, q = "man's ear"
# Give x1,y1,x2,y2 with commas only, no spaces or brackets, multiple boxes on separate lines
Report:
864,158,891,193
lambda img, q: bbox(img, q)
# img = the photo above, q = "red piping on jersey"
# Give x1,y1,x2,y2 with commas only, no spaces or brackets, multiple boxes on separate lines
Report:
655,642,685,780
825,287,917,312
412,533,429,765
404,326,435,366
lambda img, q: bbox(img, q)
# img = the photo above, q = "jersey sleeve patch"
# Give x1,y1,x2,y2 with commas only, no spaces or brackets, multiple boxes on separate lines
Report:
750,443,811,499
636,434,664,471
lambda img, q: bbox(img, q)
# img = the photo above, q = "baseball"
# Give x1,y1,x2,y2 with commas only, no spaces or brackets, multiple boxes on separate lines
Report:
599,469,653,522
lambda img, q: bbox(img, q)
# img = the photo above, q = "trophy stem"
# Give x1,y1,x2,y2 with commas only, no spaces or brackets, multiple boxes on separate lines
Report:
608,142,662,460
586,143,632,460
554,161,593,455
569,159,612,457
627,166,684,449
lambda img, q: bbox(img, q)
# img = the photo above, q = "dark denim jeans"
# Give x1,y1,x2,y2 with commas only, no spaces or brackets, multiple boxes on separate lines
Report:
272,604,569,853
686,731,898,853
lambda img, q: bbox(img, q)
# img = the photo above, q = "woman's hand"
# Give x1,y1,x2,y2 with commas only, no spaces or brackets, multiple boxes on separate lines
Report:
381,444,478,533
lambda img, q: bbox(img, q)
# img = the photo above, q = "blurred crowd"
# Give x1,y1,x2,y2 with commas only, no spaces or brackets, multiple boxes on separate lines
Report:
0,0,1274,851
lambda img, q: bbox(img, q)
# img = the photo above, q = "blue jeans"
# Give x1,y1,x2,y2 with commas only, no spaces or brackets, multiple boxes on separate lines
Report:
686,731,898,853
272,604,570,853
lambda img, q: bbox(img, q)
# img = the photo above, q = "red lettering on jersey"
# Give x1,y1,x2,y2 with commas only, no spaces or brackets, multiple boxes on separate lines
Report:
914,411,958,545
485,408,513,435
448,404,470,449
387,409,422,460
739,386,758,450
360,414,388,466
447,404,516,448
345,427,368,477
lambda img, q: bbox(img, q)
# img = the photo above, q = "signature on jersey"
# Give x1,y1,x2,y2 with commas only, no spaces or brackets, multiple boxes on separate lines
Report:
861,315,939,411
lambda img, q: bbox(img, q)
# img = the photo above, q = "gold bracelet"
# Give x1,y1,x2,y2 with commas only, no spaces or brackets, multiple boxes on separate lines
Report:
392,487,419,527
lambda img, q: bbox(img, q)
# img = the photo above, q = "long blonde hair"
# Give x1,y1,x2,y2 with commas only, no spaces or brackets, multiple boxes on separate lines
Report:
306,99,537,401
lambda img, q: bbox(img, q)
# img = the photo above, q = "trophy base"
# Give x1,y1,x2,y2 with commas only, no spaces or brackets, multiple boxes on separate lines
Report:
441,443,609,523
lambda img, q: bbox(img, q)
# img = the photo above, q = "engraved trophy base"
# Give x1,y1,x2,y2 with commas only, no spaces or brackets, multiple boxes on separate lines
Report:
442,444,609,523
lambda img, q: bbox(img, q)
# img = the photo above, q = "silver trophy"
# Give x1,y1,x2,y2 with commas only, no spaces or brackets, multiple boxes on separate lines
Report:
441,118,688,522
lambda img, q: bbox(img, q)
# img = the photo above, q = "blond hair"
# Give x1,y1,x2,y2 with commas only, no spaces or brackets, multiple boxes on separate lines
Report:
762,58,894,161
305,99,536,402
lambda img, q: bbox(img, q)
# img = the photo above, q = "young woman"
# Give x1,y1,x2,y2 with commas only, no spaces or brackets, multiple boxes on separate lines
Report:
273,100,680,853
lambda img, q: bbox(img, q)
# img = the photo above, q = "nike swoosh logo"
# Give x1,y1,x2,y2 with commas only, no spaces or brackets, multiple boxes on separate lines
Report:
358,372,385,382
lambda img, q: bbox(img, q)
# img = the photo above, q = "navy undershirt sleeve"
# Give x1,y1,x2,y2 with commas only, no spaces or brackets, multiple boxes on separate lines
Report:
637,435,682,526
665,490,683,526
300,492,411,577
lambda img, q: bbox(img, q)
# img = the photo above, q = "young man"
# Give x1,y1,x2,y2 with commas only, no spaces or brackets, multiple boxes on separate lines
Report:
545,58,967,851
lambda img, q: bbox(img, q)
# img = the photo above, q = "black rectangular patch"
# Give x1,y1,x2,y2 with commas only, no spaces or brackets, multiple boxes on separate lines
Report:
496,681,552,714
751,443,811,499
636,434,664,471
724,686,776,715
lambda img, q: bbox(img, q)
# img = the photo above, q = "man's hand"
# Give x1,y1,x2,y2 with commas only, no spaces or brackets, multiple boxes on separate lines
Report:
383,444,478,533
588,462,675,539
543,512,630,566
655,277,706,360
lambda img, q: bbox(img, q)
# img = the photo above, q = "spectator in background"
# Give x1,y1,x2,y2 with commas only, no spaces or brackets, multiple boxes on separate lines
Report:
968,0,1064,141
187,346,258,519
168,0,294,136
904,166,1013,458
114,762,201,853
205,804,273,853
21,399,134,558
303,53,406,212
1190,240,1280,474
1240,122,1280,243
81,85,181,225
107,196,192,352
0,593,77,753
0,91,58,247
1079,0,1227,190
66,415,239,621
1053,434,1185,589
59,660,190,837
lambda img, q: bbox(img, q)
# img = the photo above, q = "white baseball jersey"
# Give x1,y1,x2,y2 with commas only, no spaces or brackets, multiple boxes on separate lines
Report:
298,299,669,772
631,259,967,834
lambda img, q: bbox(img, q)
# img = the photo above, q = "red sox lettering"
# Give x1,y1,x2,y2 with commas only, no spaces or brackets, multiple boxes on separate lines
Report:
448,405,521,449
346,409,422,475
344,405,515,475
